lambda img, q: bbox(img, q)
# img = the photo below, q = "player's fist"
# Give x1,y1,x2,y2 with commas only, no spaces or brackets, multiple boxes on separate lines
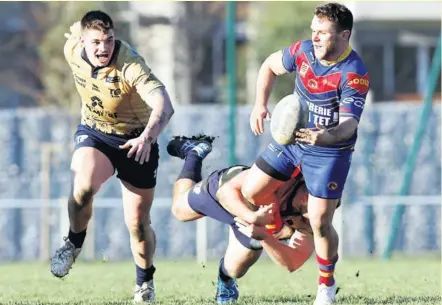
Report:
234,217,269,240
251,204,275,226
250,105,271,136
64,21,81,39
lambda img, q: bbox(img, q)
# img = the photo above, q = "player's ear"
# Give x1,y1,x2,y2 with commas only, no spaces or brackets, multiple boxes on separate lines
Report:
341,30,351,41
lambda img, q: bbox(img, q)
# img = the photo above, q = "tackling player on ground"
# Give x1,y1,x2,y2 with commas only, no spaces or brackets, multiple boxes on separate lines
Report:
166,135,334,304
50,11,174,303
246,3,369,305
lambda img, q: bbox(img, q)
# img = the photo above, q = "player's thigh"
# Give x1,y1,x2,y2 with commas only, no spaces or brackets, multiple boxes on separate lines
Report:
71,147,115,191
301,150,352,200
115,141,159,224
224,227,262,277
172,185,204,222
241,164,286,205
242,140,301,204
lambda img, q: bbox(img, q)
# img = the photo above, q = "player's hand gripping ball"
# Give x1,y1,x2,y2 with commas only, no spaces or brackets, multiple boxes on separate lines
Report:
270,94,308,145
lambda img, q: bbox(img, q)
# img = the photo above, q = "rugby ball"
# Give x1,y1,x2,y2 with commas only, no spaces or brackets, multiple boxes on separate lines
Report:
270,94,308,145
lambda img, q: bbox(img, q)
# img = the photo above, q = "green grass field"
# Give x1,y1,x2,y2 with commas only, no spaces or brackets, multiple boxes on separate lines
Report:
0,257,440,305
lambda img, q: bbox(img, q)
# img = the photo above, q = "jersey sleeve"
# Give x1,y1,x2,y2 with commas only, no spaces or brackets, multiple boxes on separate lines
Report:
339,66,370,122
63,22,82,62
281,40,303,73
123,57,165,93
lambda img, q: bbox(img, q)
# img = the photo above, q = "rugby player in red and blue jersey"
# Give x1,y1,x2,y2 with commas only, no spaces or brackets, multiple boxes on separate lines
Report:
245,3,369,305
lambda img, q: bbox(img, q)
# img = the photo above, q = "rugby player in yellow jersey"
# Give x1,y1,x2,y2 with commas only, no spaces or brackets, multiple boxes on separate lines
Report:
50,11,174,303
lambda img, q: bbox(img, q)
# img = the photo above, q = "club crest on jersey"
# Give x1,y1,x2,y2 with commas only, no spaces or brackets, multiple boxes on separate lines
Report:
308,79,318,89
347,72,370,94
327,181,338,191
299,62,309,77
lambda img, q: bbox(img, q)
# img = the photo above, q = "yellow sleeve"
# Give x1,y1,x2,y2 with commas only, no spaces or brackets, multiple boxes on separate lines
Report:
123,58,165,93
63,21,82,62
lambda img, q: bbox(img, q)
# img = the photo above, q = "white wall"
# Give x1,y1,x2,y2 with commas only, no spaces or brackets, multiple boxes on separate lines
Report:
343,1,441,21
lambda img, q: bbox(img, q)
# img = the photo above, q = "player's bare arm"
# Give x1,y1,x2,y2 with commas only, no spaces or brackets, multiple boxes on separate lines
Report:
261,230,314,272
251,50,290,135
235,217,314,272
140,86,175,140
216,170,275,226
295,117,358,146
119,86,174,165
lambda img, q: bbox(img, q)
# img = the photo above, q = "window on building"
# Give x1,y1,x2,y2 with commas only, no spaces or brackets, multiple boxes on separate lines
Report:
359,45,385,101
394,45,418,95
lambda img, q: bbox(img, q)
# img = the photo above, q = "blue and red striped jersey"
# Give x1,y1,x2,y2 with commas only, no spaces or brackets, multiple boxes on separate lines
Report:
282,40,369,150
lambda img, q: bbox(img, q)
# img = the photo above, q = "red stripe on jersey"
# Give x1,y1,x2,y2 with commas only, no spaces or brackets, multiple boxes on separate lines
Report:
291,167,301,179
289,41,302,57
296,53,342,95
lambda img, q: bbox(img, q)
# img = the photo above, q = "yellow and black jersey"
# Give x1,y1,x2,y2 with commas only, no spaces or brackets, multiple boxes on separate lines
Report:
64,30,164,136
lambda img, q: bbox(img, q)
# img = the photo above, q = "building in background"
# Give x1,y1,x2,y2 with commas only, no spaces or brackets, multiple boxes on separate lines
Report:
115,1,248,105
0,2,440,108
125,1,441,104
344,1,441,102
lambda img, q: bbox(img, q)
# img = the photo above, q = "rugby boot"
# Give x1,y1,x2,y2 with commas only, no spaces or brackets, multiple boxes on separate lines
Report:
313,282,337,305
167,135,214,160
216,277,239,304
50,236,82,278
133,280,155,303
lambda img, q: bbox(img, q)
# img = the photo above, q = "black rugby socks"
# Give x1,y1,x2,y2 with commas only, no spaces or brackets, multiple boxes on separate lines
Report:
177,151,203,183
136,264,156,286
68,229,87,249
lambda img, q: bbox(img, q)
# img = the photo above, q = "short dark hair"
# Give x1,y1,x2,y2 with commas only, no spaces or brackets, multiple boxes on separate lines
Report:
314,2,353,33
81,10,114,33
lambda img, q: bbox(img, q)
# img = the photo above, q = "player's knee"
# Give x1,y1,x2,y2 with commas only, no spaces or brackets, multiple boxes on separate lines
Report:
310,216,333,237
72,176,101,202
70,184,95,209
171,202,186,222
126,219,151,242
170,194,185,221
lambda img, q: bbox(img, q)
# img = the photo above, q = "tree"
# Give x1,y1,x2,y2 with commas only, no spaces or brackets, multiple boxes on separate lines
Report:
0,2,129,110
